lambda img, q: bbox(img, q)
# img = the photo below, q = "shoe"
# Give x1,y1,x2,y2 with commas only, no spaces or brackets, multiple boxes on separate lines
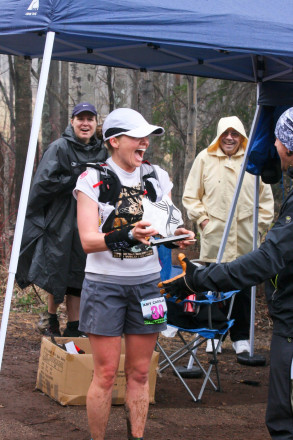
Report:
38,312,61,337
37,311,50,333
232,340,250,354
43,321,61,337
63,328,87,337
63,321,87,338
206,339,222,354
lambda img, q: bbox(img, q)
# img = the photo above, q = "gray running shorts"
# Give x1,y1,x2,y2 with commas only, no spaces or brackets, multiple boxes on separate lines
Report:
79,277,167,336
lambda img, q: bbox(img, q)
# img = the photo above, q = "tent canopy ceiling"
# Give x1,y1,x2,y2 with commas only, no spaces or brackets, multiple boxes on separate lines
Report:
1,0,293,83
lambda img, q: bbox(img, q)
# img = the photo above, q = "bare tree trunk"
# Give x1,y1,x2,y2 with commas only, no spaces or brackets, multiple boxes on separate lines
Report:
60,61,69,130
0,137,4,264
0,57,12,264
42,60,60,151
69,63,97,114
107,67,114,112
8,55,15,214
139,72,154,162
130,70,139,111
48,61,60,140
138,71,153,122
3,144,10,266
69,62,82,107
2,58,16,265
171,75,185,211
183,76,197,228
185,76,197,181
151,72,163,167
14,56,32,208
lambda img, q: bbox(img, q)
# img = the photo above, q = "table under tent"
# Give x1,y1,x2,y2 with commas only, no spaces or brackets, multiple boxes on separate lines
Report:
1,0,293,369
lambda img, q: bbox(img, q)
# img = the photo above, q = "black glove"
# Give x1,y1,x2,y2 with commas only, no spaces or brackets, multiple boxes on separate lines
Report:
158,253,197,302
104,226,139,251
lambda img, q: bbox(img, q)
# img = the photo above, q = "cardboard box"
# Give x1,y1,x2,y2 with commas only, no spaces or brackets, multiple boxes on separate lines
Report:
36,337,159,406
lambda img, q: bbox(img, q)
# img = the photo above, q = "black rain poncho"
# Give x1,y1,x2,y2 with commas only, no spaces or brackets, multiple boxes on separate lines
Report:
16,124,108,303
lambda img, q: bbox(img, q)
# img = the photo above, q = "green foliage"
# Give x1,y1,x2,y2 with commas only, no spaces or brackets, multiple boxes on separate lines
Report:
12,287,47,313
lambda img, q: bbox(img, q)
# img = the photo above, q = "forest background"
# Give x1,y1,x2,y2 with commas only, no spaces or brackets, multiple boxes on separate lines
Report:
0,56,292,271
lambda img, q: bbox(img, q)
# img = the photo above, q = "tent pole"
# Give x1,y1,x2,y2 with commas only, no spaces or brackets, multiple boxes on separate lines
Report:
248,73,260,356
250,175,260,357
0,31,56,371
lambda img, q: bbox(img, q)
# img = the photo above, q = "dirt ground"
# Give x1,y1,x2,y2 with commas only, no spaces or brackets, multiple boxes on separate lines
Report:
0,305,272,440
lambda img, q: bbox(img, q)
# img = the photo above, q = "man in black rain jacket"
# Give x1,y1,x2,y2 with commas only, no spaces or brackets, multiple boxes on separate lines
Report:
160,107,293,440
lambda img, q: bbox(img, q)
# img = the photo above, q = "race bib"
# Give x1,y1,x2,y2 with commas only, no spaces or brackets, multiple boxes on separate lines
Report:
141,297,167,325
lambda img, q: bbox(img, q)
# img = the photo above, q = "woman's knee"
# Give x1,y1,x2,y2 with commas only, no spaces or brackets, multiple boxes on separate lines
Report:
125,365,149,386
93,364,118,390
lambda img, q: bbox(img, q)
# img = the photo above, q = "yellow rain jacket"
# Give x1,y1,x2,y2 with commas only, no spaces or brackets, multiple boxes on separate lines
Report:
183,146,274,262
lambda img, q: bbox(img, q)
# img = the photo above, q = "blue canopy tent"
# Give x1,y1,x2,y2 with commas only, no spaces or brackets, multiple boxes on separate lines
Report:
1,0,293,82
1,0,293,368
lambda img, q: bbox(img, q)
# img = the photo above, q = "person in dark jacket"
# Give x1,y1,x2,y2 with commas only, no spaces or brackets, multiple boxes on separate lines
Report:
159,107,293,440
16,102,108,337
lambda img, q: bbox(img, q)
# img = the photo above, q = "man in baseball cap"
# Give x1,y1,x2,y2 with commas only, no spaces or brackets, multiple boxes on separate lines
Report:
159,107,293,439
275,107,293,169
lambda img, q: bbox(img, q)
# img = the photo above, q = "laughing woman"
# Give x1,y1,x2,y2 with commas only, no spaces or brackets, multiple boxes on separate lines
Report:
75,108,194,440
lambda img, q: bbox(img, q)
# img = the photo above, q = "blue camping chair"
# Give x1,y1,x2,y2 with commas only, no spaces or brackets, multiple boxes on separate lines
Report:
156,289,238,403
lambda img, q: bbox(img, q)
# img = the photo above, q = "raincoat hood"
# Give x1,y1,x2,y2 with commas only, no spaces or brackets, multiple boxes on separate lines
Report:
207,116,248,152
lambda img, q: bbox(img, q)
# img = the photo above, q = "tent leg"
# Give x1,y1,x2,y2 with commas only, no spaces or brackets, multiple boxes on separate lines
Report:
237,174,266,367
251,175,260,356
0,31,56,371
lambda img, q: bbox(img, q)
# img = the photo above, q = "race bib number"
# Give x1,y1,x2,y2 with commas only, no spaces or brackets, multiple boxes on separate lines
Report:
140,297,167,325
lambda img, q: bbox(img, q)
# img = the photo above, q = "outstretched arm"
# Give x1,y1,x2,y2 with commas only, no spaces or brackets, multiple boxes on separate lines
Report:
159,201,293,299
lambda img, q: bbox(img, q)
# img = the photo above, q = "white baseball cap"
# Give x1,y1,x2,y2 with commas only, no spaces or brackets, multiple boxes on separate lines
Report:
102,108,164,141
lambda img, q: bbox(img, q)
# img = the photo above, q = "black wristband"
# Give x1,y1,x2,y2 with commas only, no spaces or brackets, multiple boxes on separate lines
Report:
104,226,139,251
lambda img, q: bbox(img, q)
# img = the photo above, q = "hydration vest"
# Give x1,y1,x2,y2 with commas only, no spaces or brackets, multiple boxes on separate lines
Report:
85,160,162,233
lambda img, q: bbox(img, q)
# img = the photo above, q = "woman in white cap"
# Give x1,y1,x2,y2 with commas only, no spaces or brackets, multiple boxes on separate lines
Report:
74,108,194,440
160,107,293,440
182,116,274,355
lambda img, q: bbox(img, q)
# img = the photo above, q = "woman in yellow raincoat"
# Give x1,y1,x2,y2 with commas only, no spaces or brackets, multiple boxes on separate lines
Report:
183,116,274,354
